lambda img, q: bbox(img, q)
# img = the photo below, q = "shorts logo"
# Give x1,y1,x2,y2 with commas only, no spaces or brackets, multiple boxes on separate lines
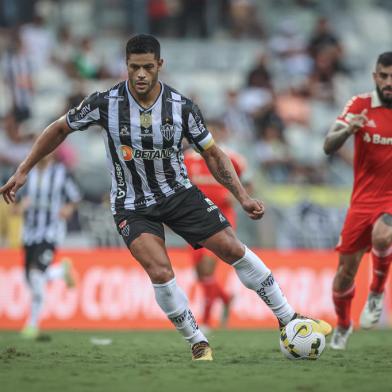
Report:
119,145,133,161
160,123,175,141
219,213,226,222
121,224,130,237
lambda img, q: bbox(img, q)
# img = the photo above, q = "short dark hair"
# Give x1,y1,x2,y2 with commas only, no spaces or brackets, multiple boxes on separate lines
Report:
376,52,392,67
126,34,160,60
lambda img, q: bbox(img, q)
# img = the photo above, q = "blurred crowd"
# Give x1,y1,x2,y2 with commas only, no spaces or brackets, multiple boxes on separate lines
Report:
1,0,390,248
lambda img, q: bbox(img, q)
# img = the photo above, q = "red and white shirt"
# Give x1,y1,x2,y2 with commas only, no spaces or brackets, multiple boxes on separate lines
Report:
336,91,392,207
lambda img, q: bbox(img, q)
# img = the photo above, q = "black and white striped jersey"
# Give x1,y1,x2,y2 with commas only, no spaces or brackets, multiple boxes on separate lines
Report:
66,81,214,213
22,162,81,246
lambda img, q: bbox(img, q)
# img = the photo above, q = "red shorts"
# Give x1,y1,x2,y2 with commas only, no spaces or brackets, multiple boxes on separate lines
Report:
336,205,392,254
191,206,236,265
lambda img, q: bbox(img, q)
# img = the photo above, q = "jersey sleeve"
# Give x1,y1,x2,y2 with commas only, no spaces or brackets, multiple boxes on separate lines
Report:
336,96,367,126
183,103,214,153
66,92,103,131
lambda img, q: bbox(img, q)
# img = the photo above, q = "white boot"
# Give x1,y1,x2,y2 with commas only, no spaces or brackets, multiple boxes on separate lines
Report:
360,292,384,329
330,324,353,350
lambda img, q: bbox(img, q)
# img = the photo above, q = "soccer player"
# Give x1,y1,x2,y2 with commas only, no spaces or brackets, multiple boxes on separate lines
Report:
1,34,331,359
184,119,246,330
18,153,80,338
324,52,392,350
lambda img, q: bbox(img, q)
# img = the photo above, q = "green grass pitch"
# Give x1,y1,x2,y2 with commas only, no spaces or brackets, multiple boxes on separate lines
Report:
1,329,391,392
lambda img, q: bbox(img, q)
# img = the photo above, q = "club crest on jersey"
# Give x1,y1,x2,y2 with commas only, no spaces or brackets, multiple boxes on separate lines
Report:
160,123,175,141
140,112,152,128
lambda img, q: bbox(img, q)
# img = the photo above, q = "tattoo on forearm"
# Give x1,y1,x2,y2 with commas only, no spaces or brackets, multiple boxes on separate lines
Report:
214,156,240,199
381,213,392,226
325,129,351,153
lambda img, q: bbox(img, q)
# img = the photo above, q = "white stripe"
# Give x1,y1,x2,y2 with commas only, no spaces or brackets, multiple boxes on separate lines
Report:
171,92,191,188
129,103,155,206
151,98,174,195
108,88,136,208
102,131,119,214
23,170,39,244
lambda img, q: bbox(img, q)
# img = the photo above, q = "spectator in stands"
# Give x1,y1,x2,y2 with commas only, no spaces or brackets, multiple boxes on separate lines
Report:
0,111,34,248
246,53,272,90
73,37,106,80
254,121,293,183
1,29,34,122
227,0,264,39
20,13,54,70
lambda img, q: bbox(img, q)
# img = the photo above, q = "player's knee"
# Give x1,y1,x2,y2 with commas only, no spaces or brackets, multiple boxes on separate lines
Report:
218,239,244,263
147,266,174,284
372,234,391,252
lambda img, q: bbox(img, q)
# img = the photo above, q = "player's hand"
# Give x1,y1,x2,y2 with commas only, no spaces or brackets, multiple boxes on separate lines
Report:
59,204,75,220
347,109,368,134
0,170,27,204
240,197,265,220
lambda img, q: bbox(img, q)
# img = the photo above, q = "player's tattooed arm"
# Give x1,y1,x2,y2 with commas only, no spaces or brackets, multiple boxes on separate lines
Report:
324,109,368,155
201,144,246,202
201,144,265,220
323,123,353,154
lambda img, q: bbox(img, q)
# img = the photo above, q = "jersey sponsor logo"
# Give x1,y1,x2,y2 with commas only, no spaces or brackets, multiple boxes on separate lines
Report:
120,145,133,161
140,112,152,128
363,132,392,145
166,97,186,104
77,104,91,119
104,94,124,101
114,162,126,199
141,128,153,137
120,125,129,136
119,145,175,161
160,123,175,140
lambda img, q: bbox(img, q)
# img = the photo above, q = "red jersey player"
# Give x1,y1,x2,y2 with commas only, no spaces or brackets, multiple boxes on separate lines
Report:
184,119,247,329
324,52,392,350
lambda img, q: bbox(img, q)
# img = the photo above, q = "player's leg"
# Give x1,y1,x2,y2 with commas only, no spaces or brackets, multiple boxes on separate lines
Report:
200,227,298,329
194,249,231,328
330,250,364,349
22,243,54,338
360,213,392,328
45,257,76,288
128,233,211,360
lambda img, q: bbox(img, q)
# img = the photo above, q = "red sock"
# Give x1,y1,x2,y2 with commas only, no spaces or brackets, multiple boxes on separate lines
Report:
200,277,230,325
370,248,392,294
332,285,355,329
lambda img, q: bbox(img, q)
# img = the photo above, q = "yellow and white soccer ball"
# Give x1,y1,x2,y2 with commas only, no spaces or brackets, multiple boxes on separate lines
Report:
280,318,326,360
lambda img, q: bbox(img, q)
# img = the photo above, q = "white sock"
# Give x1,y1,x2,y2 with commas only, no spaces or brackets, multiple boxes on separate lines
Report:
27,269,46,328
45,264,65,282
153,278,207,345
232,246,295,325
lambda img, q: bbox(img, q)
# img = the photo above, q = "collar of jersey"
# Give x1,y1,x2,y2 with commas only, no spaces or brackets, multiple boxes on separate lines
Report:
371,90,383,108
125,80,164,112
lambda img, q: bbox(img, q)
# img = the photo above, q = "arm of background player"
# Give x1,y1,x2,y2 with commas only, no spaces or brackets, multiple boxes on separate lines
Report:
201,144,264,220
0,116,72,204
323,109,368,155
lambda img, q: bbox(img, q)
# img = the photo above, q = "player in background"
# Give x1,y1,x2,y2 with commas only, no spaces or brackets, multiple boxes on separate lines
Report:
324,52,392,350
1,34,331,360
184,119,248,330
18,152,80,338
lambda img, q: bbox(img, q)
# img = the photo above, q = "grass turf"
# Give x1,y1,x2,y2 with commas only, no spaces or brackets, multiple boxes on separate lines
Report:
1,329,391,392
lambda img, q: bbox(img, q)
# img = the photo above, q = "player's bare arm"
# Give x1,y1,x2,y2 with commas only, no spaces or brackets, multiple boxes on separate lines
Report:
323,109,368,155
0,116,72,204
201,144,264,220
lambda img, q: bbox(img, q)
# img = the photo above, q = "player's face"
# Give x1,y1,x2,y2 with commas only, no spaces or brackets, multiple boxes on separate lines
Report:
126,53,163,97
373,64,392,105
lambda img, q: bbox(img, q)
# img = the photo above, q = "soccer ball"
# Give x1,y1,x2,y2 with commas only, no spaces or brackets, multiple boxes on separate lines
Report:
280,318,326,360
